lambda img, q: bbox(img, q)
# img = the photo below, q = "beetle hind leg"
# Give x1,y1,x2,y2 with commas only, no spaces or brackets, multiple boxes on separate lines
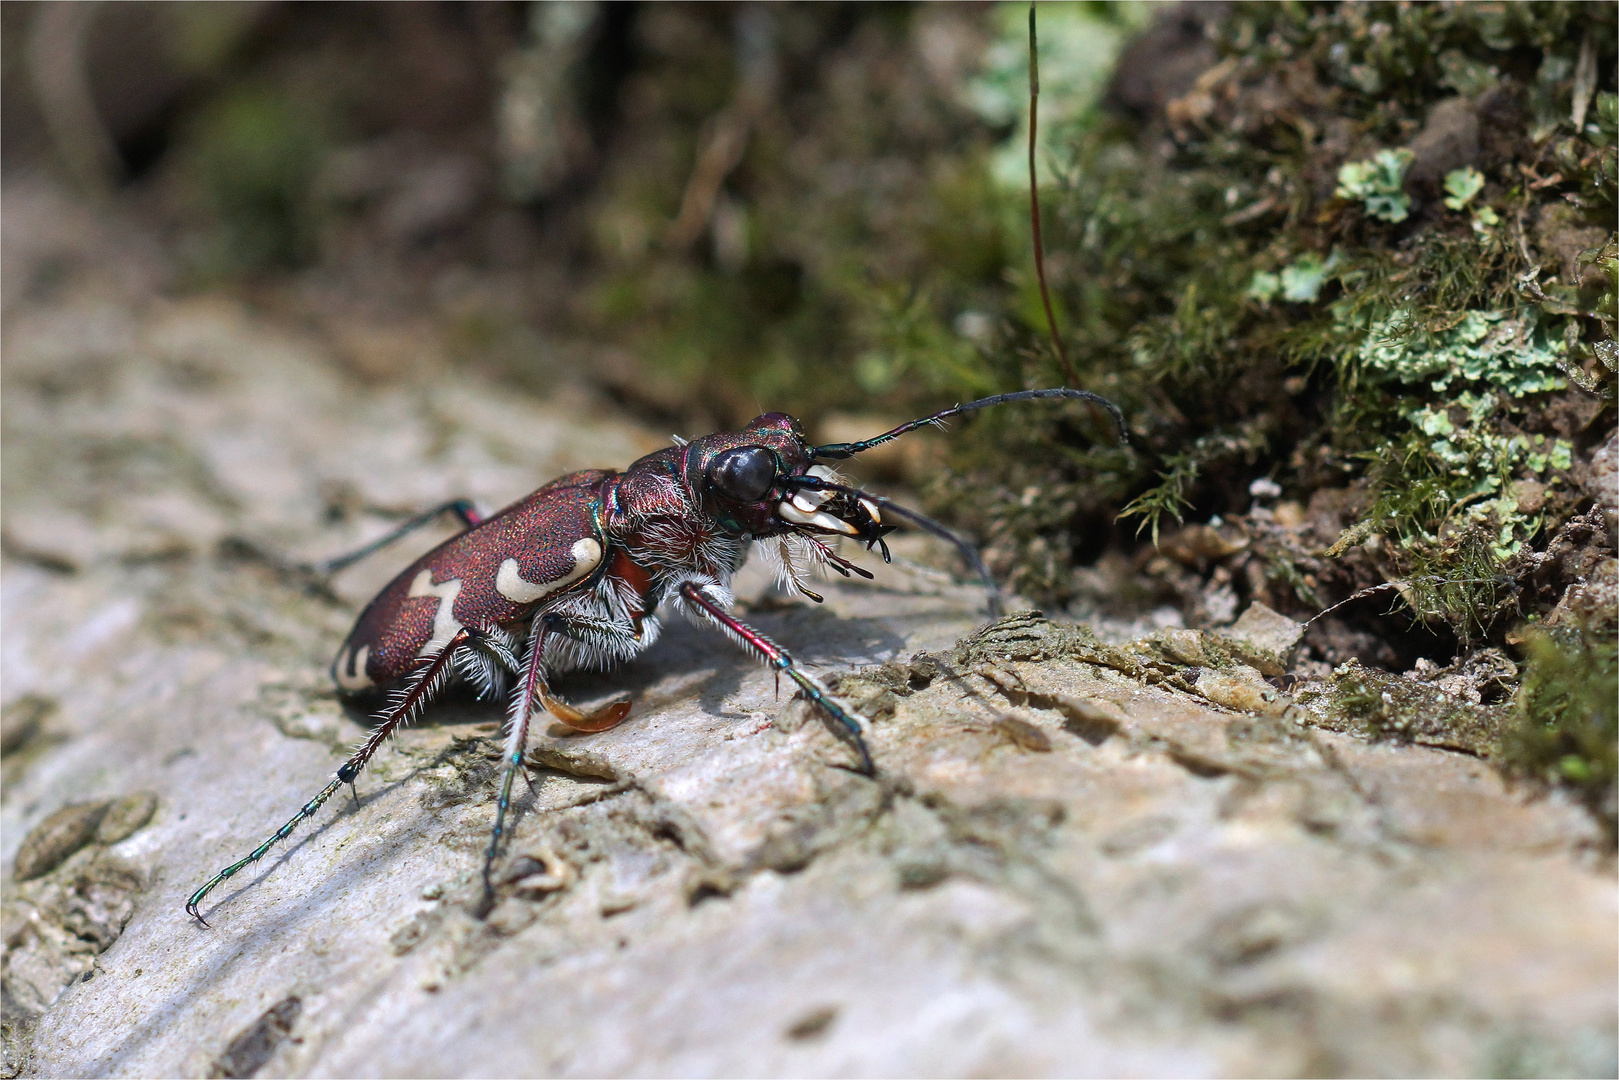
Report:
187,629,472,925
313,499,484,577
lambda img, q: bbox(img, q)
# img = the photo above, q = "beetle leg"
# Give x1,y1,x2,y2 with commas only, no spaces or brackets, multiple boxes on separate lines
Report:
677,581,875,776
313,499,484,577
456,625,519,701
482,615,554,911
528,613,634,732
187,628,472,926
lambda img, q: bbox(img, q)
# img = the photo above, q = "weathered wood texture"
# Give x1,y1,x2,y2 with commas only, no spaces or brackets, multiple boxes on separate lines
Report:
3,179,1614,1079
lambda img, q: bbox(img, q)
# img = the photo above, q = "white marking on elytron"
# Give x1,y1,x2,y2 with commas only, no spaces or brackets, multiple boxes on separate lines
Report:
408,570,464,656
495,537,603,603
335,644,372,691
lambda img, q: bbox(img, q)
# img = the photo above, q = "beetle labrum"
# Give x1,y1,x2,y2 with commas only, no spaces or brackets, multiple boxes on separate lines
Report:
186,388,1125,923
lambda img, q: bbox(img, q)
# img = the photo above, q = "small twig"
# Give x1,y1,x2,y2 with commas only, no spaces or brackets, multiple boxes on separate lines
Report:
667,5,777,251
1571,32,1596,133
1299,581,1409,630
29,2,124,195
1299,575,1508,631
1029,3,1080,387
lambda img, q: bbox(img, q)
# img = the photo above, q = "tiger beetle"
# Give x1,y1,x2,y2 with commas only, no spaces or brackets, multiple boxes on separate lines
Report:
186,388,1126,924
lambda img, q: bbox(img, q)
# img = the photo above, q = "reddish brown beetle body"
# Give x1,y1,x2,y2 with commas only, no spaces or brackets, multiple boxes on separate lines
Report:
187,391,1125,924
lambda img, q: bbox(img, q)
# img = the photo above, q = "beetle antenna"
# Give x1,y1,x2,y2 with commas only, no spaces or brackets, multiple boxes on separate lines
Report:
809,388,1126,461
784,475,1002,617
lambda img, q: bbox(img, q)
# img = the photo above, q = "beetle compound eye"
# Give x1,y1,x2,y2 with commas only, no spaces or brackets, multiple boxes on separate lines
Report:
708,446,777,502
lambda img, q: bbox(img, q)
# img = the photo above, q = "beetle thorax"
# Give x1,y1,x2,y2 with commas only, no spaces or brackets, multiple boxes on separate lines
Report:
606,459,750,585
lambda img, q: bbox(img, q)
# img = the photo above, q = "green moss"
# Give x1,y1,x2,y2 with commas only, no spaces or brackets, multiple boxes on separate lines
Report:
1390,526,1523,644
183,84,329,274
1328,659,1507,756
1502,628,1618,839
931,0,1617,616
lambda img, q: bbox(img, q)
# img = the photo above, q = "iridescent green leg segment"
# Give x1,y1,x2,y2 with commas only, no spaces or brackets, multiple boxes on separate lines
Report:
481,616,549,911
678,582,875,775
479,615,636,913
186,629,470,926
482,743,526,911
185,779,344,925
778,663,875,775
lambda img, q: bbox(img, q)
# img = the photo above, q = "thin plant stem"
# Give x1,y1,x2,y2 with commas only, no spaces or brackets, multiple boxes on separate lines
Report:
1029,3,1079,387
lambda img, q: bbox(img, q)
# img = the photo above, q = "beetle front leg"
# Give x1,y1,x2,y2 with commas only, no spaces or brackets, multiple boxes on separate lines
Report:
677,581,875,776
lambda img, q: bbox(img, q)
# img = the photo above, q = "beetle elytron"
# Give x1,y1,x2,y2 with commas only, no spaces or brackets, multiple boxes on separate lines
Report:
187,389,1125,923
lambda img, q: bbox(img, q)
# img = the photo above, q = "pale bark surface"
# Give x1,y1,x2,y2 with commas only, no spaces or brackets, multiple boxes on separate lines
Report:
3,178,1614,1078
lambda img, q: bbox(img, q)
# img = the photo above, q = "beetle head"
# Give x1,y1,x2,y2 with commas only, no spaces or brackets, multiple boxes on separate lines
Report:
685,413,892,547
677,391,1126,616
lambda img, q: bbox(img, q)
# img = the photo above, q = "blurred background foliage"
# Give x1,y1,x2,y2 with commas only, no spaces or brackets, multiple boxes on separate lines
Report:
4,3,1614,694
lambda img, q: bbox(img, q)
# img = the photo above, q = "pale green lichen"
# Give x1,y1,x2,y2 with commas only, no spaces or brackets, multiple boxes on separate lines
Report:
1355,308,1567,396
1247,252,1343,305
1438,50,1498,97
1396,398,1572,556
1246,270,1281,304
1280,251,1340,303
1442,162,1497,236
1442,167,1485,211
1335,149,1415,223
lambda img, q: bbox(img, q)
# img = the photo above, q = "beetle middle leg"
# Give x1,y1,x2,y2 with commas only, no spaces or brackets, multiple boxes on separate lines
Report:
479,614,632,911
482,615,547,912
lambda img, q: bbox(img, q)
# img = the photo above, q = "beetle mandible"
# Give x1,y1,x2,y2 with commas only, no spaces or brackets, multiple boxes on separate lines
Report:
186,388,1126,924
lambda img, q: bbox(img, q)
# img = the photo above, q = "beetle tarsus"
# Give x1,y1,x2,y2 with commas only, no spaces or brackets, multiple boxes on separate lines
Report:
186,630,469,923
